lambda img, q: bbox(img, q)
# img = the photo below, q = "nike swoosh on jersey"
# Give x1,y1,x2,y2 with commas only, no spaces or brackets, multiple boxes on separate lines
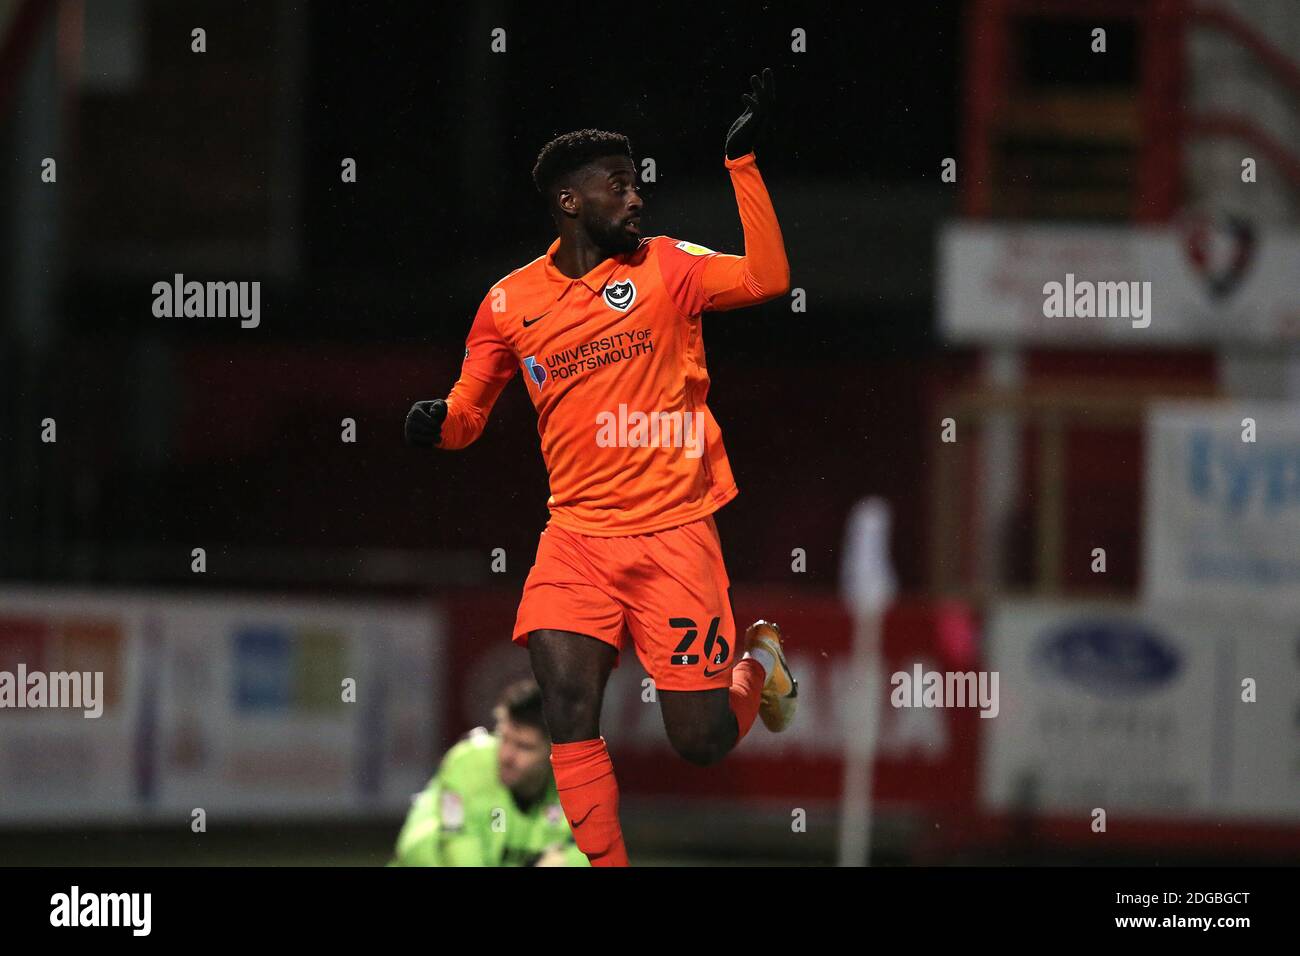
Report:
521,311,551,328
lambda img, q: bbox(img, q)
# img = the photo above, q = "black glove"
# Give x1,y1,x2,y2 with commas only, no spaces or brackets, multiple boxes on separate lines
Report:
405,399,447,447
724,67,775,160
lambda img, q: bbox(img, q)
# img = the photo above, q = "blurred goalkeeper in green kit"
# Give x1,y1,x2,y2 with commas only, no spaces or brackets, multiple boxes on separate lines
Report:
391,679,589,867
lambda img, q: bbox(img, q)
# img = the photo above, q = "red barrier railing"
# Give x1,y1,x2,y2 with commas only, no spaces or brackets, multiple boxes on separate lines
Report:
963,0,1300,221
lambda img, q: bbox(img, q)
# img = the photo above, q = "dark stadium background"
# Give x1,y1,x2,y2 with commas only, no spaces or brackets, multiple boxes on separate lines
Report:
5,1,972,592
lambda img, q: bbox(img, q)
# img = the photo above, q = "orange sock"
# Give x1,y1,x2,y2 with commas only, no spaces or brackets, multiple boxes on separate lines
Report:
728,657,765,746
550,737,629,867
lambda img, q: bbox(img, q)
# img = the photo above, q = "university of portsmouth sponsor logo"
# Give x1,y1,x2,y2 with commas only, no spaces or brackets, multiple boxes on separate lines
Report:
523,355,548,388
595,403,705,459
540,330,655,384
603,279,636,312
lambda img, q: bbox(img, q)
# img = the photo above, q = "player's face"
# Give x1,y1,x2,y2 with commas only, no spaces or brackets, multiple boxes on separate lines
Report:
574,155,643,255
495,714,550,792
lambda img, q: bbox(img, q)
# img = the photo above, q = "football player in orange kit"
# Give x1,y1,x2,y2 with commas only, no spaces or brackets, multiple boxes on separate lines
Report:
405,69,796,866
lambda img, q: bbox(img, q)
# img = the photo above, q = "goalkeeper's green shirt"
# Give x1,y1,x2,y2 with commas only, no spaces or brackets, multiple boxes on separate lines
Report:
391,726,590,867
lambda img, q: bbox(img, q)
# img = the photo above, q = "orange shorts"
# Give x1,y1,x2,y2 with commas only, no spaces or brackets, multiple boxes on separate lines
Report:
513,514,737,692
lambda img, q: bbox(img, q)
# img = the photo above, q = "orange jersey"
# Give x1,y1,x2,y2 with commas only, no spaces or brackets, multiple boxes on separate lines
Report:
438,151,788,536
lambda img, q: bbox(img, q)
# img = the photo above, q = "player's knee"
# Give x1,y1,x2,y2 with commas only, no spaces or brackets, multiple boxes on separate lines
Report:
541,682,601,740
667,725,731,767
673,739,726,767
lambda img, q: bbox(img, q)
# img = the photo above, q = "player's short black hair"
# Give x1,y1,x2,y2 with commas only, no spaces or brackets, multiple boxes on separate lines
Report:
531,128,633,196
498,678,547,737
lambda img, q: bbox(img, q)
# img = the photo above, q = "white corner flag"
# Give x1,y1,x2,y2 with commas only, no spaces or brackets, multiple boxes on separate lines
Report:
837,497,896,866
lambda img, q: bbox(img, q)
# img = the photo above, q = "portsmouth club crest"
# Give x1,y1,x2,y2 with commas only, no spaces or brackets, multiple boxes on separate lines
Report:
603,278,637,312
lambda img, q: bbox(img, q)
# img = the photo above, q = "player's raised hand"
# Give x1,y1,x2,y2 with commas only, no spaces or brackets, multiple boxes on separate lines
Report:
404,399,447,447
724,67,775,160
